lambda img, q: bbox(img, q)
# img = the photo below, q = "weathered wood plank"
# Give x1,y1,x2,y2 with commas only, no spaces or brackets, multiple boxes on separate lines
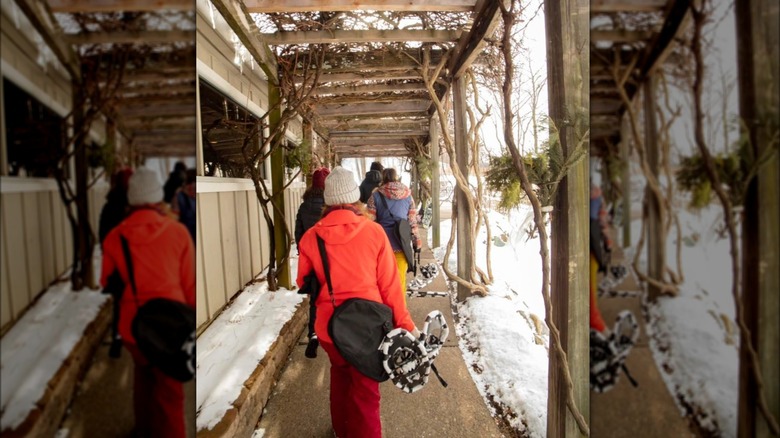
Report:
13,0,81,80
48,0,192,12
316,100,431,117
64,30,194,45
590,0,666,12
313,82,427,96
243,0,477,13
261,29,461,45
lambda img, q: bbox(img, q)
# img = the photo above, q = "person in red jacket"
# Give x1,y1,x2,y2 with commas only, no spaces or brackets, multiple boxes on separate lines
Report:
100,167,195,438
297,166,419,438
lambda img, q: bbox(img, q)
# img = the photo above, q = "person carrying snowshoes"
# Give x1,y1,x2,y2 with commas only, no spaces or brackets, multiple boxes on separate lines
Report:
367,168,422,300
296,166,419,438
294,167,330,358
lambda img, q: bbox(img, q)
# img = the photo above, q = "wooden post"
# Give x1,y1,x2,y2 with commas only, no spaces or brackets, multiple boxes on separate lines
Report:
430,113,441,249
621,137,631,247
0,76,7,176
72,84,94,288
268,81,291,289
303,119,313,187
736,1,780,436
545,0,589,435
195,76,205,176
643,77,663,301
453,76,472,302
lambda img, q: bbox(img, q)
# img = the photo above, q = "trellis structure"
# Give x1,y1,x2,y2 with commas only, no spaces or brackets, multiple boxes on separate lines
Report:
590,0,780,435
208,1,590,436
13,0,196,159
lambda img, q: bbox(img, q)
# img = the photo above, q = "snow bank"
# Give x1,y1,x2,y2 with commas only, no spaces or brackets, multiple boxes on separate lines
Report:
195,283,304,431
0,284,108,430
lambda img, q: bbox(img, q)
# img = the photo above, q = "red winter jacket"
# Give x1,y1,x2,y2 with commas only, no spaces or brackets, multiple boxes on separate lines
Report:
296,207,415,345
101,208,196,345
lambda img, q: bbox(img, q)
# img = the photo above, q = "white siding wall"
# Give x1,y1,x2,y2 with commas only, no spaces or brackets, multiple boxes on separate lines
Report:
0,178,109,329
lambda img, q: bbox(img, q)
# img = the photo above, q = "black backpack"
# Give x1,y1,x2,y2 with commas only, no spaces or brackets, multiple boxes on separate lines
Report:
120,236,196,382
316,235,393,382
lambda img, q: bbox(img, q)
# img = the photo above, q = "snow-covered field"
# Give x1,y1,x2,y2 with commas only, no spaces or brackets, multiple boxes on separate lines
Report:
432,204,550,438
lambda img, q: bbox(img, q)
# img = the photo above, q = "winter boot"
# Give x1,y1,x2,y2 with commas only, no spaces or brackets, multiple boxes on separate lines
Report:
305,334,319,359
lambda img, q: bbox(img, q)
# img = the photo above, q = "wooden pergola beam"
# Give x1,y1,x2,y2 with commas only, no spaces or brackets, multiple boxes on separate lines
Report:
13,0,81,81
331,137,416,146
243,0,476,13
590,0,667,13
262,29,461,45
64,30,194,45
329,130,428,138
297,70,436,84
447,0,502,79
210,0,278,83
313,82,427,96
48,0,193,12
316,100,431,117
591,29,654,42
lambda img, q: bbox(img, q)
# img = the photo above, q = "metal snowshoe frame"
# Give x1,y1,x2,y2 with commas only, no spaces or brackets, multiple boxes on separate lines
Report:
381,310,449,393
590,310,640,393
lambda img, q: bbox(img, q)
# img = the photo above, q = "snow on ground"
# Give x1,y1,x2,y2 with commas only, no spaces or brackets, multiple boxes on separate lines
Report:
432,203,550,437
195,260,304,432
637,205,739,436
0,251,108,431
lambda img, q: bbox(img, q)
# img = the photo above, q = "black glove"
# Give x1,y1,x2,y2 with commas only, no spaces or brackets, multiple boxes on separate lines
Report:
414,246,422,254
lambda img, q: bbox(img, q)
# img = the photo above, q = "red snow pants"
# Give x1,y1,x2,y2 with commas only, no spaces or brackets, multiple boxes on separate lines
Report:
126,343,186,438
321,340,382,438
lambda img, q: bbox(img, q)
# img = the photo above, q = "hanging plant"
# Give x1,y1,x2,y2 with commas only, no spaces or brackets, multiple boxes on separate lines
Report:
284,138,312,176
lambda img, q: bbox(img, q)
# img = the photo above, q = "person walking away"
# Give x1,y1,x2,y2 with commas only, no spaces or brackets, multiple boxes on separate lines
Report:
163,161,187,204
294,167,330,358
172,168,196,243
100,167,195,438
590,183,612,334
297,166,419,438
359,161,384,203
99,167,134,246
366,168,422,299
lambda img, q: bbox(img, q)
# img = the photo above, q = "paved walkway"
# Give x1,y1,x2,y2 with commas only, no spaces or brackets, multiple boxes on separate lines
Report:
590,240,696,437
255,227,504,437
58,330,196,437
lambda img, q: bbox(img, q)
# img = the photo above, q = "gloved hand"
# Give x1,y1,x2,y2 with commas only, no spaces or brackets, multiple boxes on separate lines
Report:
414,246,422,254
411,327,422,340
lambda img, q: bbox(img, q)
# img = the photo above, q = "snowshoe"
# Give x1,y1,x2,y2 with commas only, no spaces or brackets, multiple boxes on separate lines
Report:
590,310,639,393
380,310,449,393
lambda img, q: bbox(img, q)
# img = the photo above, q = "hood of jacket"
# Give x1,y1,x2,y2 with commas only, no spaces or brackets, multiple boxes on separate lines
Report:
377,181,411,200
115,208,175,245
364,170,382,184
311,208,372,246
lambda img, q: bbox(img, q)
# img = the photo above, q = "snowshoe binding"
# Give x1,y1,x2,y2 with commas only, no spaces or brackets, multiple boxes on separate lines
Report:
381,310,449,393
407,263,441,294
590,310,639,393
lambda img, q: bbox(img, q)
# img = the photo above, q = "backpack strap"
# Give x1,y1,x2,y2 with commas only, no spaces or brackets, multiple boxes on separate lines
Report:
119,235,141,309
377,192,402,221
315,235,336,308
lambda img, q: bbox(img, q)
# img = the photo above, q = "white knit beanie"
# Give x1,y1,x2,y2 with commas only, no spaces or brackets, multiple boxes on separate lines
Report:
127,167,164,206
324,166,360,205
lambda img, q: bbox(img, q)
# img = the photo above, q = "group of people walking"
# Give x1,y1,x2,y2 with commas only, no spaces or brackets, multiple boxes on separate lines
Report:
295,162,421,438
98,162,197,438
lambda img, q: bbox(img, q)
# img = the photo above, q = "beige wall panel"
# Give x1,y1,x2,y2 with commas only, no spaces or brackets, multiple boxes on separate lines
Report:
37,192,56,282
22,193,44,301
246,190,263,275
1,196,12,327
3,193,30,319
199,192,227,320
217,192,240,301
49,193,67,276
234,190,252,283
196,199,208,328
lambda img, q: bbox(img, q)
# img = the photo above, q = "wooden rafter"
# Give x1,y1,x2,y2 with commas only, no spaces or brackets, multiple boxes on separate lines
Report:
64,30,194,45
244,0,476,13
261,29,461,45
591,29,655,42
47,0,193,12
315,99,430,117
590,0,667,13
313,82,427,96
447,0,502,79
330,137,421,146
296,70,435,84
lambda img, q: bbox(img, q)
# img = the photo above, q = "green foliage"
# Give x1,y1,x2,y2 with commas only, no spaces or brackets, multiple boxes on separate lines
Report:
485,153,524,212
86,141,115,170
284,138,312,176
676,125,778,209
